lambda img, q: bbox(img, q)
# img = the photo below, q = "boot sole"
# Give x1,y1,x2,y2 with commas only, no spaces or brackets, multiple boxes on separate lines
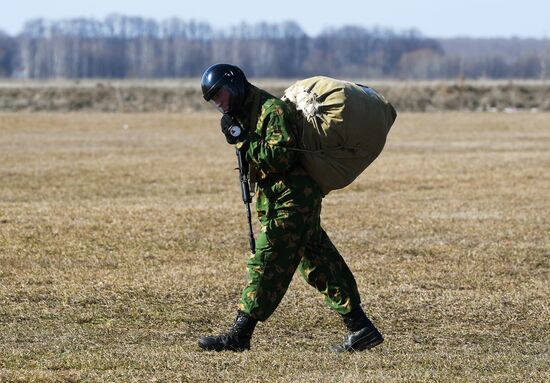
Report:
198,338,250,352
331,329,384,352
350,332,384,351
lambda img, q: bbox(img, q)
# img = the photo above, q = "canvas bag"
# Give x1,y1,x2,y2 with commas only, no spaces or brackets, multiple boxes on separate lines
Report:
282,76,397,195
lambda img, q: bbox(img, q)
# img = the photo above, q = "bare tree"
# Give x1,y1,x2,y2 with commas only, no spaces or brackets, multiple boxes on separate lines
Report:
13,16,549,80
0,30,15,77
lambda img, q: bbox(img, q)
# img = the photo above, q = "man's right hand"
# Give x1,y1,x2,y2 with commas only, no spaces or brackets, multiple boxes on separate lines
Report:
221,114,246,145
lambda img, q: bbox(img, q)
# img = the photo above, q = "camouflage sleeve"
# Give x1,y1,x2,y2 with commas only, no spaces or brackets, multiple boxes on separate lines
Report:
238,101,297,175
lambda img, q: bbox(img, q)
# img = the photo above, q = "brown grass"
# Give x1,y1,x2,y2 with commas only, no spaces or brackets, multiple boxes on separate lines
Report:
2,80,550,112
0,112,549,382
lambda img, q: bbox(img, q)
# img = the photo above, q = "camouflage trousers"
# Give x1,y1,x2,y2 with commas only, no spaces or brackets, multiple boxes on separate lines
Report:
238,180,361,321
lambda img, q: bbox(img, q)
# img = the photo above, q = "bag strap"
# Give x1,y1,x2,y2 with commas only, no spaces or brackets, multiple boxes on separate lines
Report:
284,145,376,159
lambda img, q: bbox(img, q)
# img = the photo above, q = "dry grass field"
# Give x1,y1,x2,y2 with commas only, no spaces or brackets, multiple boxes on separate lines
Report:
0,111,549,382
2,79,550,113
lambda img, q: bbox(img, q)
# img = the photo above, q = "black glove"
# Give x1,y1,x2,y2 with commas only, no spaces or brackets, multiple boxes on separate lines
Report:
221,114,246,145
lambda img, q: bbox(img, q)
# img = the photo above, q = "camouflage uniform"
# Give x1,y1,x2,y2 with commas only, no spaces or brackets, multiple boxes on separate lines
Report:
234,86,361,322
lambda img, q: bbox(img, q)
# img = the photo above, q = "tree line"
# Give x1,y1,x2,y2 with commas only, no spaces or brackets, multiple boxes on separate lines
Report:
0,15,548,79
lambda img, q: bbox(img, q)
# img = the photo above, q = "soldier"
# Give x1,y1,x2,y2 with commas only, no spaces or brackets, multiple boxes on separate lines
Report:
198,63,383,352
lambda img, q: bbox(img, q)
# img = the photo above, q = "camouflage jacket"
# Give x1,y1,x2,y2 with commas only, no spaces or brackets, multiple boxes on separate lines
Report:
235,85,320,209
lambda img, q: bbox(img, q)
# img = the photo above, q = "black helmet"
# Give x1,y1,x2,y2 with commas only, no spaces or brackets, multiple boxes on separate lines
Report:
201,63,248,115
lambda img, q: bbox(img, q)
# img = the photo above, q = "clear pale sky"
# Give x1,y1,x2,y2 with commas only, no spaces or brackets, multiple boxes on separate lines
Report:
1,0,548,38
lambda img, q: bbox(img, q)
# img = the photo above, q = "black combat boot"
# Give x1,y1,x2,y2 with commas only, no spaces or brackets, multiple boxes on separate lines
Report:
198,311,258,352
331,306,384,352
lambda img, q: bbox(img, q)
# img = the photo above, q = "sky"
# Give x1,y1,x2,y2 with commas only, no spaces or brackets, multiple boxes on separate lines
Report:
1,0,549,39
